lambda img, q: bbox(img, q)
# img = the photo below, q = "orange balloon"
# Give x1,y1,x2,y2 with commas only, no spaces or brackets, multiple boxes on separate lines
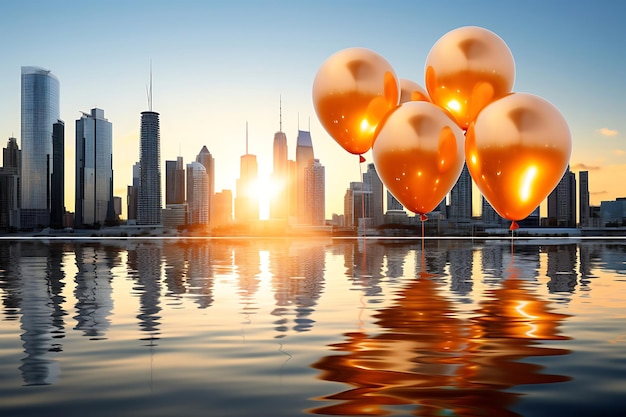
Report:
399,78,430,103
465,92,572,221
372,101,465,216
425,26,515,130
312,48,400,155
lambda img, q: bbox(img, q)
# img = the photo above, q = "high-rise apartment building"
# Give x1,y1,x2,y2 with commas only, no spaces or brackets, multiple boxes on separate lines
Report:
387,190,403,212
127,162,140,222
196,146,214,226
449,163,473,220
186,161,209,226
165,157,185,205
296,130,315,224
50,120,65,228
0,137,21,230
20,66,60,228
75,109,113,227
346,181,371,228
548,166,576,227
137,111,162,225
304,159,325,225
579,170,590,227
363,163,383,227
213,189,233,228
235,124,258,222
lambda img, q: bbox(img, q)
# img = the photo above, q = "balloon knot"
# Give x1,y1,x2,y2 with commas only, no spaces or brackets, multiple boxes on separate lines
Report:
509,221,519,231
420,213,428,222
359,154,366,163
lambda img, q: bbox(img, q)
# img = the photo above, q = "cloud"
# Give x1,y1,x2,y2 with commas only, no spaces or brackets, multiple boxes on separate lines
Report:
598,127,618,136
591,190,608,196
611,149,625,156
571,162,601,171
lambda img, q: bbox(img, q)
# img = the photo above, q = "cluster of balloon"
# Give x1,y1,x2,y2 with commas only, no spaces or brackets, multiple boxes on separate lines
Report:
312,26,571,230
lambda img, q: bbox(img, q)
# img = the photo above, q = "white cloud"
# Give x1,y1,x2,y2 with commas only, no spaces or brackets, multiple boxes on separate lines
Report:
599,127,619,136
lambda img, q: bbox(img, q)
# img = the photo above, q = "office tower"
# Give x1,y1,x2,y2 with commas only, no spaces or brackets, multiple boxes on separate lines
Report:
166,156,185,205
213,189,233,228
363,163,383,227
449,162,472,220
346,181,371,228
481,195,500,225
548,166,576,227
75,109,113,227
196,146,214,226
137,111,162,225
304,159,325,225
579,170,589,227
127,162,140,221
270,98,289,221
235,123,259,222
186,161,209,225
20,66,60,228
50,120,65,228
0,137,21,229
296,130,315,224
387,190,403,211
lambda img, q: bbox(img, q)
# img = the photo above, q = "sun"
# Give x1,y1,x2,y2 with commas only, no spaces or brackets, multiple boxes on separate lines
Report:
251,174,279,220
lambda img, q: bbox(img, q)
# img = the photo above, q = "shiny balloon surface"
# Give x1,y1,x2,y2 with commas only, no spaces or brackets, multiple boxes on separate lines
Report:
373,101,465,215
399,78,430,103
313,47,400,155
466,92,571,221
425,26,515,130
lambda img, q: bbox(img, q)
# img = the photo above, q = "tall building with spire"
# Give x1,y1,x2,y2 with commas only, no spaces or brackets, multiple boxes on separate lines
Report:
296,129,315,224
20,66,60,228
271,97,289,221
235,123,259,222
75,109,113,227
196,146,215,227
137,67,162,226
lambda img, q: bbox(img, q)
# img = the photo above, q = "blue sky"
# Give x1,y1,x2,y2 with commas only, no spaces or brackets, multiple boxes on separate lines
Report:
1,0,624,219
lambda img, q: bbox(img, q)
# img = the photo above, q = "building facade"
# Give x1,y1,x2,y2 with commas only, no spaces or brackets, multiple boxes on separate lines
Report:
0,137,21,230
75,109,113,227
20,66,60,228
295,130,315,224
234,125,258,223
304,159,325,225
165,157,185,205
186,161,209,226
137,111,162,225
196,146,215,226
50,120,65,228
548,166,576,227
363,163,383,227
449,163,472,220
579,170,590,227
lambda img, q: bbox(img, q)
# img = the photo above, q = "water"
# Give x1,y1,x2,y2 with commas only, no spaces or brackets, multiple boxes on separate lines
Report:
0,237,624,417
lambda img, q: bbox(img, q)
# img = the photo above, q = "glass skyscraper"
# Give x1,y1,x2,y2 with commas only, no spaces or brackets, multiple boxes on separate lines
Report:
296,130,314,224
137,111,162,225
20,66,60,228
75,109,113,227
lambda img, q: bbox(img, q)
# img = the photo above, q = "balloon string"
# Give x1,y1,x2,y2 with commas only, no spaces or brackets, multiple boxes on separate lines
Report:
359,154,365,240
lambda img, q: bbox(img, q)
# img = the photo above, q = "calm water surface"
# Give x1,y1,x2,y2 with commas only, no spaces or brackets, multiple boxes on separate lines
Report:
0,237,624,417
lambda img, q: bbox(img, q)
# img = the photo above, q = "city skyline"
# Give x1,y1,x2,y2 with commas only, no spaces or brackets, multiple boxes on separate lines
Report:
1,1,625,220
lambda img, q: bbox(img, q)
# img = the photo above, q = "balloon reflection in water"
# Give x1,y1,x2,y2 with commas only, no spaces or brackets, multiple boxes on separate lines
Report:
309,259,571,416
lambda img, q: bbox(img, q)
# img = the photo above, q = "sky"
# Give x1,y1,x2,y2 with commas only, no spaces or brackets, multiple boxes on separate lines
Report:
1,0,625,221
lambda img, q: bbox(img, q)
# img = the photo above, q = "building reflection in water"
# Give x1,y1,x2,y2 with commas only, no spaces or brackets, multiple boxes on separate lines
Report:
270,240,325,337
127,241,163,345
73,243,117,340
310,242,572,417
13,242,67,385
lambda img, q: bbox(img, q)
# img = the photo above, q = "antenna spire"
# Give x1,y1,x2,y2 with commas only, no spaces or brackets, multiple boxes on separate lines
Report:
146,60,153,111
279,95,282,132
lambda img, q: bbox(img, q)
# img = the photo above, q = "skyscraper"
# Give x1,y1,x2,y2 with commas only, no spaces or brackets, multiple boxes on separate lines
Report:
363,163,383,227
50,120,65,228
270,98,289,221
387,190,403,212
548,166,576,227
579,170,589,227
127,162,140,222
196,146,215,226
449,163,472,220
75,109,113,227
20,66,60,228
0,137,21,230
235,123,258,222
186,161,209,226
346,181,371,229
304,159,325,225
137,111,162,225
165,156,185,205
296,130,314,224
